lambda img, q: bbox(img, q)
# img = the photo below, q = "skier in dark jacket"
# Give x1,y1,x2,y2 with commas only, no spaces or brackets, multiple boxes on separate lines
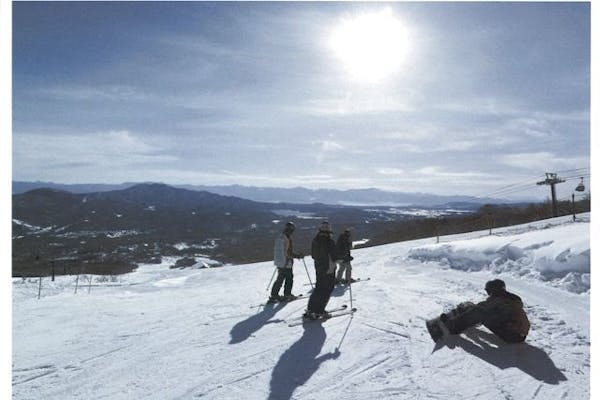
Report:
435,279,530,343
335,229,355,284
304,221,337,319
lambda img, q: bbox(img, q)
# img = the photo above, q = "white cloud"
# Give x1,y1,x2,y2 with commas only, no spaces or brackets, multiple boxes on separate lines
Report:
13,130,177,182
34,85,153,102
499,152,589,171
415,166,493,179
298,94,414,116
434,97,519,117
295,174,333,180
377,167,405,175
319,140,343,152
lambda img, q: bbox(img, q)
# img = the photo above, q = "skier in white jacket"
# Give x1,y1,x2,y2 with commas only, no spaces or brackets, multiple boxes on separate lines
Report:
269,222,303,303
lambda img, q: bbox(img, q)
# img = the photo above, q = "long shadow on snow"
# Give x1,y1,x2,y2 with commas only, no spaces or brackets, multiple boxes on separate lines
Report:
436,327,567,384
269,322,340,400
229,303,286,344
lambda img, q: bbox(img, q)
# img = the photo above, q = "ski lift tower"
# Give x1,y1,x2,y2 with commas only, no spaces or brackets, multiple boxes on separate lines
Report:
536,172,565,217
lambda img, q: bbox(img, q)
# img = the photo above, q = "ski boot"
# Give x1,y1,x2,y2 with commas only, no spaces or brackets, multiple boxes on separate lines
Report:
426,317,449,343
303,311,318,320
316,311,331,319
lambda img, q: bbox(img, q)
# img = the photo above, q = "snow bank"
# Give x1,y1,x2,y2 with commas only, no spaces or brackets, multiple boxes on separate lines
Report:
407,221,590,294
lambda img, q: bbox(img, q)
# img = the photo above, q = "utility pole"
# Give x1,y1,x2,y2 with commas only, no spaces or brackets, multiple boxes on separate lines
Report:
536,173,565,217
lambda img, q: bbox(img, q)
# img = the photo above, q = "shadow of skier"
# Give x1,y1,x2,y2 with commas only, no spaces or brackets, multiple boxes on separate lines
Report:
229,303,285,344
450,327,567,384
268,322,340,400
330,283,348,297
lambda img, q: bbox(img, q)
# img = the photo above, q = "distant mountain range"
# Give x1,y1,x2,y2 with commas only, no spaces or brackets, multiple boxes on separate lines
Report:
13,182,497,276
12,181,520,207
13,182,547,277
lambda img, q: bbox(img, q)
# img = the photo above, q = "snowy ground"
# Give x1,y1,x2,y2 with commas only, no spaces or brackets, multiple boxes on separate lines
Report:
12,214,590,399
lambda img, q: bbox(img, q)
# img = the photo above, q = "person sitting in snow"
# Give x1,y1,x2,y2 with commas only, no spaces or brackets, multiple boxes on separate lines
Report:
428,279,530,343
335,228,355,284
304,221,338,320
269,221,304,303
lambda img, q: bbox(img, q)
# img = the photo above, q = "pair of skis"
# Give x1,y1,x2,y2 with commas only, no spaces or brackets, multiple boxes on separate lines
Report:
286,304,357,327
250,293,308,308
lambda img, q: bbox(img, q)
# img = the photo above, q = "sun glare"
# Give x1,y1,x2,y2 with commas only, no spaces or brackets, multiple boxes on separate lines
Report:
329,9,409,83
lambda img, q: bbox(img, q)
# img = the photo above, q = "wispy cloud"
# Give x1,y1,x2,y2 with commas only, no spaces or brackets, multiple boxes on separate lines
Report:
13,130,177,180
34,85,154,102
318,140,344,152
433,96,520,117
415,166,493,179
299,96,414,116
377,167,405,175
499,152,589,171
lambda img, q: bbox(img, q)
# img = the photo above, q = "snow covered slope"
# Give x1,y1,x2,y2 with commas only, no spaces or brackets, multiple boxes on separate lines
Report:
13,214,590,399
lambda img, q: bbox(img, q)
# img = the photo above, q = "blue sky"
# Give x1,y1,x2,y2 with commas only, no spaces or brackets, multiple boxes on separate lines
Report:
11,2,590,200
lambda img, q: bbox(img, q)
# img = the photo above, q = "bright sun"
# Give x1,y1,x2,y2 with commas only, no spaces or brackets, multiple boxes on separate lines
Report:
329,9,409,83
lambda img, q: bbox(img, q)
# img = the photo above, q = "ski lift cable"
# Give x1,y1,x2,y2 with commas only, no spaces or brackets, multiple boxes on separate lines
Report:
482,181,543,197
484,178,543,194
482,186,540,198
561,174,590,181
479,171,590,199
489,185,539,196
477,174,547,197
482,184,541,198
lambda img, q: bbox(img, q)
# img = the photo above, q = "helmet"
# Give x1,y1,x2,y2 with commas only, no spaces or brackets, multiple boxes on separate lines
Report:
319,221,332,233
284,221,295,232
485,279,506,294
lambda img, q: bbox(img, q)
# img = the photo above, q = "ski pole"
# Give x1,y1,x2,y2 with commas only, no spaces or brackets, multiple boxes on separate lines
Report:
266,267,277,292
302,258,314,289
349,279,353,310
336,316,354,351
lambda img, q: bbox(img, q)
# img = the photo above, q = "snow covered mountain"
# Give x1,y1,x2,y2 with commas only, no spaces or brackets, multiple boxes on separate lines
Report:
12,214,590,399
12,180,520,206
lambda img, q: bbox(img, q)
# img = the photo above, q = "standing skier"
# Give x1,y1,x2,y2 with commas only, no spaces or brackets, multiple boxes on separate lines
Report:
269,222,303,303
335,228,355,284
304,221,337,319
427,279,530,343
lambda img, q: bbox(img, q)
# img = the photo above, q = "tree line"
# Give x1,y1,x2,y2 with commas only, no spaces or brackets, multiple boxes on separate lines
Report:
368,196,591,247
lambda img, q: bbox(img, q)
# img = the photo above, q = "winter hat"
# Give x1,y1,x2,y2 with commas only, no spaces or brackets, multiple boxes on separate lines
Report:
319,221,332,233
485,279,506,294
284,221,295,232
285,221,295,229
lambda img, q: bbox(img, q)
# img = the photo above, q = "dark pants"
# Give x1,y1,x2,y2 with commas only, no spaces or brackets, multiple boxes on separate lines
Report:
271,268,293,297
443,303,526,343
307,269,336,314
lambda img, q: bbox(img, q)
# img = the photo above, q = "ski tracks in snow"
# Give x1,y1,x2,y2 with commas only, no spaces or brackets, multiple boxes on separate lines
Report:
12,219,589,399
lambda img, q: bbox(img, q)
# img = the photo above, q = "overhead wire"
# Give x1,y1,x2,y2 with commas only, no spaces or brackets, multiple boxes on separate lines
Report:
476,168,590,199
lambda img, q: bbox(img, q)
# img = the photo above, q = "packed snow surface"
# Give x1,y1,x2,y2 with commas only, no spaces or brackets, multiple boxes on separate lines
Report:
13,214,590,399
